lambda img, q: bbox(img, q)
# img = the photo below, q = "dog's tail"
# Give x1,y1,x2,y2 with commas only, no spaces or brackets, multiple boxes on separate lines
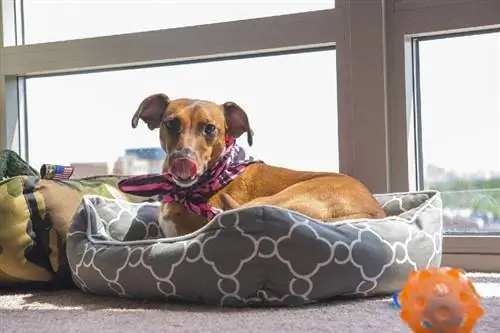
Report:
221,193,241,210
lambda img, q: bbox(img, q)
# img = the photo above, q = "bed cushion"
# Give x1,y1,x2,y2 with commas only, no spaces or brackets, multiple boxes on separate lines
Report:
66,190,443,306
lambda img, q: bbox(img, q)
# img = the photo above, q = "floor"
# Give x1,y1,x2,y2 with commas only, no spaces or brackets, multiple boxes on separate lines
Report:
0,272,498,333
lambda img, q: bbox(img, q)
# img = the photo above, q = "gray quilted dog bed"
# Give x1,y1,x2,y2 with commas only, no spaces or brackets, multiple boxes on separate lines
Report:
66,191,443,306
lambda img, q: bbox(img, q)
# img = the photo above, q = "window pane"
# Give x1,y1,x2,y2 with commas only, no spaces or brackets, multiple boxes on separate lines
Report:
20,0,334,45
25,50,338,178
417,32,500,234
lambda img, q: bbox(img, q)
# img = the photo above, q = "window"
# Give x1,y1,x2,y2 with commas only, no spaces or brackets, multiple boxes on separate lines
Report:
25,50,338,178
2,0,500,273
414,31,500,234
16,0,334,45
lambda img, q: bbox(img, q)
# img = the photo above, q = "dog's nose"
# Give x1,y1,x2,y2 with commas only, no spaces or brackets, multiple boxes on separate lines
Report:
171,148,196,160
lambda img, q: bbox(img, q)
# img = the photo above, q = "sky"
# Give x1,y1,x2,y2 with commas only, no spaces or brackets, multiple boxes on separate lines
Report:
8,1,500,177
419,32,500,175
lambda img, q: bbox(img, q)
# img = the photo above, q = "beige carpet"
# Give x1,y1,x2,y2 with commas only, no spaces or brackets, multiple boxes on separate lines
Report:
0,273,498,333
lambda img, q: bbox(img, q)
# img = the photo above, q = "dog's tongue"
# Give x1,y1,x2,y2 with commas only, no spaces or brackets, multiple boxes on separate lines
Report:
169,158,197,180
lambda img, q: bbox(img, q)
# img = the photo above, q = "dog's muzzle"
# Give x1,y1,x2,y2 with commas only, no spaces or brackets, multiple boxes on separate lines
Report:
168,149,198,181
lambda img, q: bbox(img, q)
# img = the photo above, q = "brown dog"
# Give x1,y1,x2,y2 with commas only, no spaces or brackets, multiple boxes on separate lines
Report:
123,93,386,237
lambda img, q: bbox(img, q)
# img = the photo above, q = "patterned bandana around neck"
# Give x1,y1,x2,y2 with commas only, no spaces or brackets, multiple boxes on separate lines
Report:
117,137,261,221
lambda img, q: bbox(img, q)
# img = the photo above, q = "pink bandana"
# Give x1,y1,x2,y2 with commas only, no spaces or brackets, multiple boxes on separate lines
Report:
118,138,261,220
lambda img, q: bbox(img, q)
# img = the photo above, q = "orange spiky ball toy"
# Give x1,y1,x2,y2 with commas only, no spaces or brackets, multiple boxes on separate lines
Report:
397,267,484,333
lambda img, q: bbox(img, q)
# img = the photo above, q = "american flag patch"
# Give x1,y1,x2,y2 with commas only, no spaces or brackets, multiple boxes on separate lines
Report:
40,164,74,180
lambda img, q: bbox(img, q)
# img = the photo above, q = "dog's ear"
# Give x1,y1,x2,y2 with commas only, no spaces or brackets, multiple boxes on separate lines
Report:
222,101,253,146
131,93,170,130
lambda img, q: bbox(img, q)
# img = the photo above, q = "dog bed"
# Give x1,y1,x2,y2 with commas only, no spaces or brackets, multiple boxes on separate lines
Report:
66,191,443,306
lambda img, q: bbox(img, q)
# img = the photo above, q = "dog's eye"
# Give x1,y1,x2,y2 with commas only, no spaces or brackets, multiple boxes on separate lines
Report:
163,118,180,132
204,124,217,135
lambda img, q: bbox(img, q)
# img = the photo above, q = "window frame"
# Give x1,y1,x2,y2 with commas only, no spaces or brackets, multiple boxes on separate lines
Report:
0,0,499,271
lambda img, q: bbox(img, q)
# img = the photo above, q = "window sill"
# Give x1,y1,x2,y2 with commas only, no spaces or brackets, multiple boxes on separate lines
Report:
443,235,500,272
